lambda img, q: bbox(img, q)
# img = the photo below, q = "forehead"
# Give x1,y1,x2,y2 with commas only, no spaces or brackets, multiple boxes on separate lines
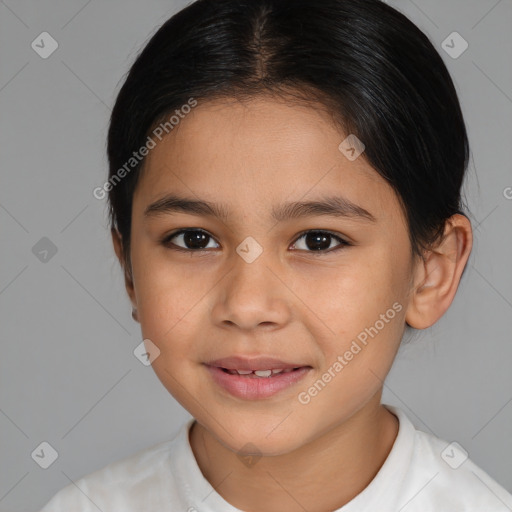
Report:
133,96,400,222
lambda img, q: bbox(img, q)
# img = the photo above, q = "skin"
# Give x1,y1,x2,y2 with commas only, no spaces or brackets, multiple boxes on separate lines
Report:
112,95,472,511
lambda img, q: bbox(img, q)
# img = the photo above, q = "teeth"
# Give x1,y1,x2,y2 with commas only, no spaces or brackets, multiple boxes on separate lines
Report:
254,370,272,377
224,368,300,376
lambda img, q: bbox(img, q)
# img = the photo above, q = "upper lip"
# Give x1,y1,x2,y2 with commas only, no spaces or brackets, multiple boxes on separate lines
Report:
205,356,310,371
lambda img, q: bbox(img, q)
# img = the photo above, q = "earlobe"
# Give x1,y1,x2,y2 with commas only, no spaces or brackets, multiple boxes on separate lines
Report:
405,214,473,329
111,229,138,316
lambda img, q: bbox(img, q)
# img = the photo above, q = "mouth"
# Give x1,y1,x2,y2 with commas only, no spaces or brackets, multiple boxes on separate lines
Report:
204,357,312,400
218,367,305,377
205,355,310,372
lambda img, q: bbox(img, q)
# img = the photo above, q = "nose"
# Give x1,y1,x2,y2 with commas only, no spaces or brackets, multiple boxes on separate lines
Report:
211,250,292,332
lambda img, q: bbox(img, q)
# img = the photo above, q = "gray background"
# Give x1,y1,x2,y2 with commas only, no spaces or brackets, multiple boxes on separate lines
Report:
0,0,511,511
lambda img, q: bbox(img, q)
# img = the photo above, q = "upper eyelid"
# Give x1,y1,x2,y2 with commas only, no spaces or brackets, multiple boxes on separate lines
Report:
163,228,214,242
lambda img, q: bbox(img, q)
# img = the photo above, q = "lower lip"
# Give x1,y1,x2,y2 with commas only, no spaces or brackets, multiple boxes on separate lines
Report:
205,365,311,400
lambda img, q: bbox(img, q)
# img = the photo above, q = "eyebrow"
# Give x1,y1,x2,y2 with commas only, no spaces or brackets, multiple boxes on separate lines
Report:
144,193,376,223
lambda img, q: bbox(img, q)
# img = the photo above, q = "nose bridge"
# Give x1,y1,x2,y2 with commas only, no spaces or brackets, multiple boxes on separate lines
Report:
213,243,290,330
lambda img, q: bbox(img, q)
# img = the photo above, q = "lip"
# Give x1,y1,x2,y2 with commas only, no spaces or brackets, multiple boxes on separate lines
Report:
204,357,312,400
205,355,307,371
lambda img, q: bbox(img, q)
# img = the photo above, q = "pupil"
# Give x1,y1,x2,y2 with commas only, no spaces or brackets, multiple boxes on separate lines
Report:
185,231,208,249
306,231,331,251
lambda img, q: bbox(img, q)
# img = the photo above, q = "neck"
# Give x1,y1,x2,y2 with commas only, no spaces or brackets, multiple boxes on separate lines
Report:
189,392,399,512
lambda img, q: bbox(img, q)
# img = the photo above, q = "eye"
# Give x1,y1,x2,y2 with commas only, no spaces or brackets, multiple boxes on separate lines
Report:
162,229,219,251
161,228,350,254
290,230,350,253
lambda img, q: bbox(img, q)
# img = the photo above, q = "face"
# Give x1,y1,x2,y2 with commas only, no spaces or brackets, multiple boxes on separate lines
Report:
124,95,415,455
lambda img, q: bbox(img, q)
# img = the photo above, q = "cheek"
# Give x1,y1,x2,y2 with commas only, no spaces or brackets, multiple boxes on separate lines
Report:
131,247,202,350
310,253,401,327
132,257,204,405
308,248,408,367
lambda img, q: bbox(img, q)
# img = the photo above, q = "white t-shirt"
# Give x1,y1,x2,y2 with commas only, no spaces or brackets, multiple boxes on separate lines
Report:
39,405,512,511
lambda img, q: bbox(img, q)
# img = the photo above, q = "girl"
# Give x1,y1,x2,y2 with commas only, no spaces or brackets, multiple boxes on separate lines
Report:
41,0,512,510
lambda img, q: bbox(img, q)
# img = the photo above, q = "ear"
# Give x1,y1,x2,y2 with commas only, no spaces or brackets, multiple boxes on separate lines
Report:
405,214,473,329
111,229,138,314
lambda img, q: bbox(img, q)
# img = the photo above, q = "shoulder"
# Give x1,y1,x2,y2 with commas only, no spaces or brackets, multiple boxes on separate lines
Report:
390,407,512,511
38,423,190,512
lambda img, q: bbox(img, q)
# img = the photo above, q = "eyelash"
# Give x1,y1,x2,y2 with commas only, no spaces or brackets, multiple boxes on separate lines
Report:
161,229,351,255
